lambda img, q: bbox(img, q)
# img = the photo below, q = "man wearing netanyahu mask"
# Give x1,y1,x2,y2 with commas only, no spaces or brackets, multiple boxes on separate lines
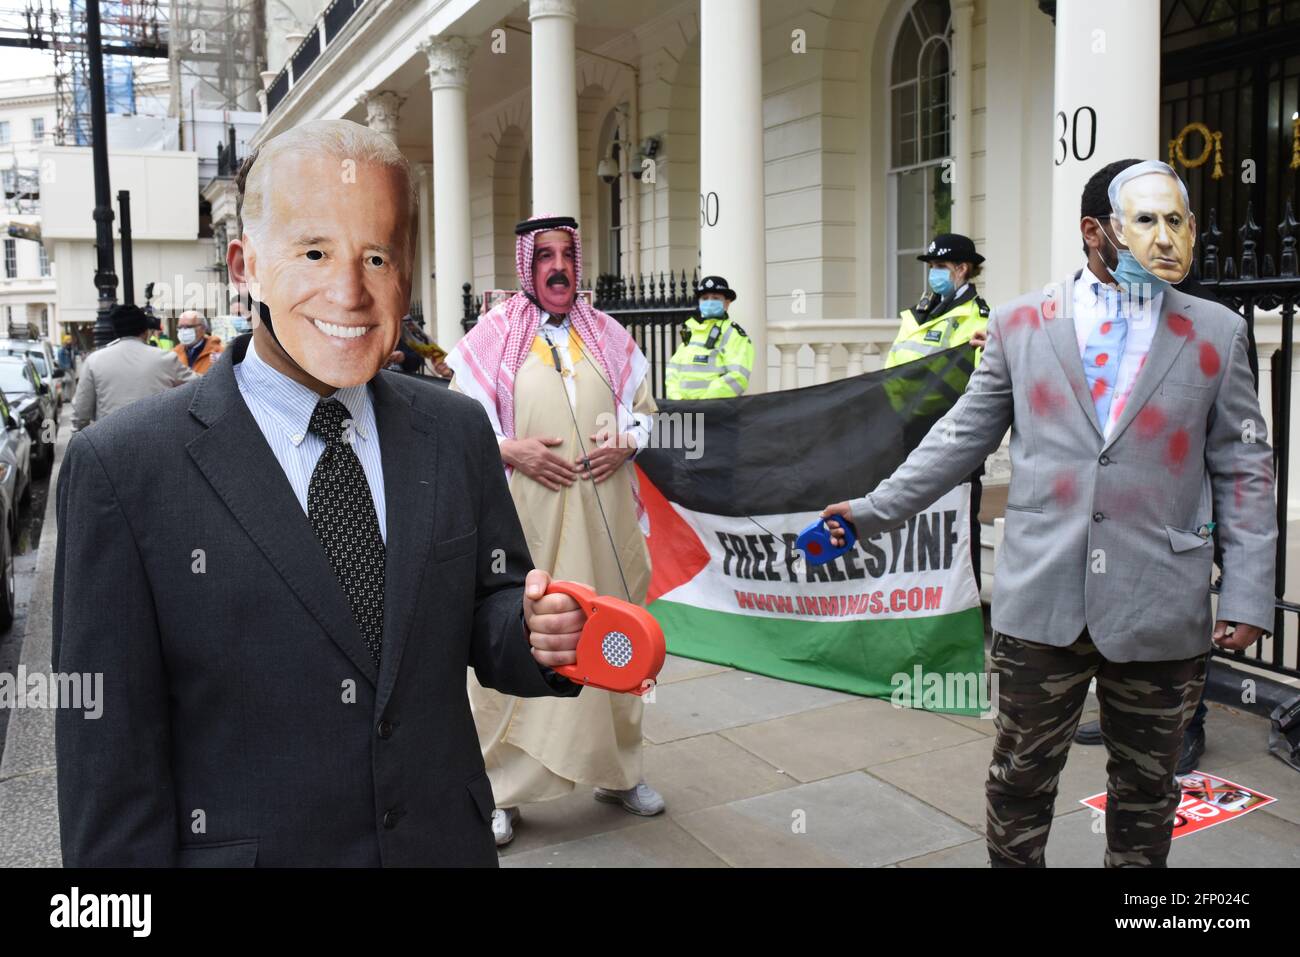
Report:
52,119,590,867
1104,160,1196,299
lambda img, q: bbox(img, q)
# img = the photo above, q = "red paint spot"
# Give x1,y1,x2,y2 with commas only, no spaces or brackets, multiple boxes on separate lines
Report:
1199,341,1221,377
1100,321,1112,335
1091,378,1108,401
1164,428,1190,475
1168,313,1195,340
1136,405,1166,440
1041,298,1058,321
1029,381,1065,416
1051,472,1077,506
1234,473,1245,509
1111,395,1128,423
1095,352,1109,366
1007,305,1041,333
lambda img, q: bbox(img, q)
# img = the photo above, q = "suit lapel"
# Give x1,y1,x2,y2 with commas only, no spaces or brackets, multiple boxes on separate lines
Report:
371,373,438,715
185,336,379,686
1102,292,1192,453
1042,272,1105,442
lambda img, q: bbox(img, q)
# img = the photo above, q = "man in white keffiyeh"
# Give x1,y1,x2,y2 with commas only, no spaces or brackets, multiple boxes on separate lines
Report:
446,215,664,846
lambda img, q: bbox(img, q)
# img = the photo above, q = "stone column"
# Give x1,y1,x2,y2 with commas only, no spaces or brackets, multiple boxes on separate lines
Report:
700,0,767,391
529,0,580,217
358,89,405,143
421,36,476,348
1050,0,1161,279
949,0,975,234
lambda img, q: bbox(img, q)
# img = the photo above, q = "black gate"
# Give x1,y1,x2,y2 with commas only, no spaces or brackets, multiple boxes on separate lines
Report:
1198,200,1300,678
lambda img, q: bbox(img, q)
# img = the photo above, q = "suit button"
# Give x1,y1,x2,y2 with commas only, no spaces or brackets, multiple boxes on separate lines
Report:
377,720,393,739
1093,511,1105,523
383,808,402,829
1099,454,1111,466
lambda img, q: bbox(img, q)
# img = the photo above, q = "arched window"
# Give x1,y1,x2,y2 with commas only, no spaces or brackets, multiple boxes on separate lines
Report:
888,0,953,317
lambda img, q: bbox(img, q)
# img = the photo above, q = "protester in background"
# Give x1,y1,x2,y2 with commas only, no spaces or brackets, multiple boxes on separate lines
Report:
72,303,194,431
173,311,225,375
447,214,664,847
886,233,991,583
665,275,753,399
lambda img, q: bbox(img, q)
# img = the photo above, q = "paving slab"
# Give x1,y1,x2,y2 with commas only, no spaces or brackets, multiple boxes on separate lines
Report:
501,817,727,868
721,697,984,783
642,732,795,815
655,654,732,686
675,771,977,867
870,731,1112,829
496,788,652,857
642,669,854,744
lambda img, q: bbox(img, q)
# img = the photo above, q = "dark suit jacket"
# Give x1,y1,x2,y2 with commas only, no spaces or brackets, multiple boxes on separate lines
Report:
53,333,577,867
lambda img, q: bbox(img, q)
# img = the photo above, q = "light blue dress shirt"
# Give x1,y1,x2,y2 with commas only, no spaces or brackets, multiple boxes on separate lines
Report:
232,336,387,543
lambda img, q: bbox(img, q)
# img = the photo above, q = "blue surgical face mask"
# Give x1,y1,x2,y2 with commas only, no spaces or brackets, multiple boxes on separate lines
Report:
928,267,954,297
1109,249,1170,298
698,298,726,319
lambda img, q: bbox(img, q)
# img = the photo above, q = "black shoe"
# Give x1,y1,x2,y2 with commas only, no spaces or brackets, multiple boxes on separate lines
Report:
1175,725,1206,776
1073,719,1103,745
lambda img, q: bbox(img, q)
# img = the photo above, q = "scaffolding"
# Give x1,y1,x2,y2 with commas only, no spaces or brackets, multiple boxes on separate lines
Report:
0,0,264,146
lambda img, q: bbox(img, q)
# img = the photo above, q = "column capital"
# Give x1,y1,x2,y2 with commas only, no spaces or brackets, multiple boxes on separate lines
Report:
528,0,577,22
421,35,476,91
357,89,405,138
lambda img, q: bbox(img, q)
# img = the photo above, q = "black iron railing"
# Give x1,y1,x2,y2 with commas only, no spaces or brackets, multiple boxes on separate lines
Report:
290,26,321,81
266,69,289,114
323,0,363,43
1198,199,1300,678
460,271,700,398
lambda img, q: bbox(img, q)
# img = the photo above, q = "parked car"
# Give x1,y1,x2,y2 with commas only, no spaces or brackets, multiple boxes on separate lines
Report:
0,354,56,478
0,338,67,414
0,390,31,630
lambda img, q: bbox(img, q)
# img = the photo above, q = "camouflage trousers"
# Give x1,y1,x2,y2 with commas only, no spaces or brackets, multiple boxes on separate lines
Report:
986,630,1207,868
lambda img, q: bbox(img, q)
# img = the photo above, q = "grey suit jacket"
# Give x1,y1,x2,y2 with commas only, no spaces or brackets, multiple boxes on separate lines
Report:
71,336,195,431
53,333,577,867
851,274,1277,662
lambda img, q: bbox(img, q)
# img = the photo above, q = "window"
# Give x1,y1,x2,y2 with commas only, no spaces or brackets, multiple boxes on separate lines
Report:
4,239,15,279
0,121,10,146
37,243,48,277
1,169,14,195
888,0,953,317
30,116,43,144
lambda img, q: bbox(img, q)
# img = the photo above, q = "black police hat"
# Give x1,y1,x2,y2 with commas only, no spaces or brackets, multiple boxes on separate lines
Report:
917,233,984,265
697,275,737,301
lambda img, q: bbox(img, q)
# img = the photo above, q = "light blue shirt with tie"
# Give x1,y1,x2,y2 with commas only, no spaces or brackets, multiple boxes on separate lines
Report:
232,336,388,543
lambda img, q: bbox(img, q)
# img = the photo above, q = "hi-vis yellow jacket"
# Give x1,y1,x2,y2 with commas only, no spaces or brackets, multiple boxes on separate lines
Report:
885,288,990,370
665,315,754,399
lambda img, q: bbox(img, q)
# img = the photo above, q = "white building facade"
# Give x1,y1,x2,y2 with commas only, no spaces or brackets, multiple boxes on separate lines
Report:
0,75,58,339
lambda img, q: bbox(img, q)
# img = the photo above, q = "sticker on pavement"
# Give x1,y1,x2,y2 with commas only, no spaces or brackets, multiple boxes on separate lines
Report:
1080,771,1276,840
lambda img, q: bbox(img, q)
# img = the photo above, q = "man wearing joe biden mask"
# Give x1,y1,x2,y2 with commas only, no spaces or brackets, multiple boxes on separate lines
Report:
53,119,592,867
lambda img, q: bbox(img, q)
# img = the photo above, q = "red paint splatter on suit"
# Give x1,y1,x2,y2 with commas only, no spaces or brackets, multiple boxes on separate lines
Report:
1051,472,1077,506
1168,313,1195,340
1091,378,1108,401
1006,306,1041,334
1041,299,1058,321
1199,341,1221,377
1164,427,1190,475
1136,405,1166,440
1029,381,1066,415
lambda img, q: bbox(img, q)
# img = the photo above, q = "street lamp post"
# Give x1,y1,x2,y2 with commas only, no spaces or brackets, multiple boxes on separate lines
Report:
87,0,119,346
118,189,133,305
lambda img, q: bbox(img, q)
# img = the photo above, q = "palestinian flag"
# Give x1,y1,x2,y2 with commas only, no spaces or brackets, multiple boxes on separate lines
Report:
635,346,986,711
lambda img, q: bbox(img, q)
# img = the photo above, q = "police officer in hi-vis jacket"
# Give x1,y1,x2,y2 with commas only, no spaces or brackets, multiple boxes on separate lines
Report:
666,275,754,400
886,233,991,583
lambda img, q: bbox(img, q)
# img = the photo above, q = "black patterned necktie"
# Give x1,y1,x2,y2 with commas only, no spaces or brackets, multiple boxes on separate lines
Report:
307,397,385,664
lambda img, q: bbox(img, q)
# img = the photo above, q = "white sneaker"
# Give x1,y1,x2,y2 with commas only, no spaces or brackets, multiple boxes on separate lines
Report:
492,807,520,847
593,781,665,816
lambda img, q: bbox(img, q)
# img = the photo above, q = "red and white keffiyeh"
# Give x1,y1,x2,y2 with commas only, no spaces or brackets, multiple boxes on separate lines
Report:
446,215,649,528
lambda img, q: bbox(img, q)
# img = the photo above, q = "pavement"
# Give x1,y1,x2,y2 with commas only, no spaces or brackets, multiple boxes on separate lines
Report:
3,426,1299,868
